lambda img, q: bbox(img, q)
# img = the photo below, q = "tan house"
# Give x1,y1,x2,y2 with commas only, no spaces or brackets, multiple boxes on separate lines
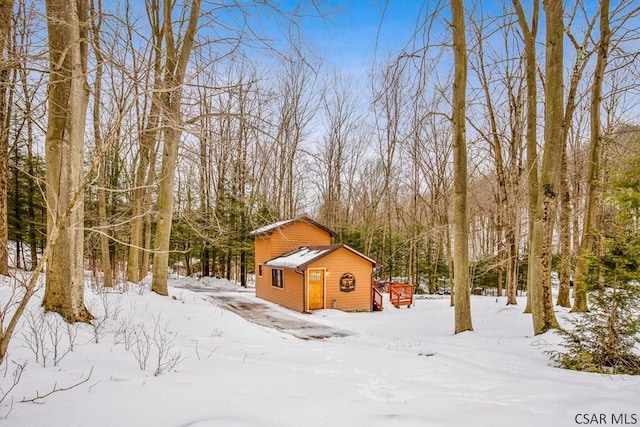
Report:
249,217,378,312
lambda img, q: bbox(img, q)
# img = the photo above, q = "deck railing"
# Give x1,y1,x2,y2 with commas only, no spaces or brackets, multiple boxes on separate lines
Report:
372,286,383,311
389,283,414,308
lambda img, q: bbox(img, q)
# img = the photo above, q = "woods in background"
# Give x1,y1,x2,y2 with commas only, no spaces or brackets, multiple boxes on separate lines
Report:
0,0,639,337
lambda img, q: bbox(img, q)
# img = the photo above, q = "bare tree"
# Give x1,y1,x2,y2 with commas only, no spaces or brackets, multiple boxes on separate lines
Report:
468,12,526,305
512,0,539,312
529,0,563,335
270,56,318,220
127,0,163,284
14,1,45,271
371,58,406,281
151,0,202,295
42,0,93,322
89,0,112,287
0,0,14,276
451,0,472,333
556,3,599,308
468,15,509,299
421,108,453,297
316,72,360,231
573,0,612,313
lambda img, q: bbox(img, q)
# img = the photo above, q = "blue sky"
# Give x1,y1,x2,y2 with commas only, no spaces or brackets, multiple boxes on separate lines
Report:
286,1,434,73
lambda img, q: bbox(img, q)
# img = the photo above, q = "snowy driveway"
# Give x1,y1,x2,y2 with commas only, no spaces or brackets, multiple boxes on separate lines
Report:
172,279,351,340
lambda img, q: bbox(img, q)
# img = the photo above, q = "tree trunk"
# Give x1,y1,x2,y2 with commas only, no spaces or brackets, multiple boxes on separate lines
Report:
151,0,202,295
0,0,14,276
451,0,472,334
530,0,563,335
240,249,246,287
512,0,539,314
127,121,158,283
140,196,154,279
573,0,610,313
90,0,112,287
225,247,232,280
201,246,210,277
471,22,508,300
555,10,599,308
127,2,163,284
42,0,93,322
557,146,571,307
446,218,454,307
151,124,180,295
16,34,40,270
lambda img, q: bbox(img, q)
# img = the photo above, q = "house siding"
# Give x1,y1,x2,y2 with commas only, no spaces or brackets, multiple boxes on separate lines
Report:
269,221,331,257
256,267,304,312
255,221,332,311
310,248,374,312
254,236,271,268
253,219,375,313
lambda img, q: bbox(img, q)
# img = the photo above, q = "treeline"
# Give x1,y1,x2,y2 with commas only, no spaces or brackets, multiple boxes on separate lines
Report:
0,0,640,334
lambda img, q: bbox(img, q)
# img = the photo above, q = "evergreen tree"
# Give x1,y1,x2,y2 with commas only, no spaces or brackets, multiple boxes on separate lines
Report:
548,279,640,375
549,147,640,375
7,141,46,269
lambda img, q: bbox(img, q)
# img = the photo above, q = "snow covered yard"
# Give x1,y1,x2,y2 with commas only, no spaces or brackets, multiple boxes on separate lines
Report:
1,275,639,427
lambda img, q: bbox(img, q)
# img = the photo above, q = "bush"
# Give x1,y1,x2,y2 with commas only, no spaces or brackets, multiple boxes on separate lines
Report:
548,284,640,375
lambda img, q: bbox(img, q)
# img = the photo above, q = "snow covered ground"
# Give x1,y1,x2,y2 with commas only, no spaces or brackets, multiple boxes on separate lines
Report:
1,274,639,427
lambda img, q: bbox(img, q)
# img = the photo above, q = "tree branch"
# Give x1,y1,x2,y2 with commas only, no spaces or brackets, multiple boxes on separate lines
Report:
20,367,93,404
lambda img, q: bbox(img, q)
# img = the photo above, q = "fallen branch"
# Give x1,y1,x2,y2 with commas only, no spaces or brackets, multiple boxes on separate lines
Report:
21,367,93,404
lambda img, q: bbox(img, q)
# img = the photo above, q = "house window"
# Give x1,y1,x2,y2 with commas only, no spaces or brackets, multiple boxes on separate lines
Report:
258,264,263,277
271,269,284,288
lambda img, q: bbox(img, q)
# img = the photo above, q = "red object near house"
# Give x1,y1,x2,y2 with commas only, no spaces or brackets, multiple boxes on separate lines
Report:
389,283,414,308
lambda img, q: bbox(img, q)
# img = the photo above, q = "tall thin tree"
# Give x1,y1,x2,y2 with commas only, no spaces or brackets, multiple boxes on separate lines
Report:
451,0,473,333
529,0,563,335
512,0,539,313
557,6,599,308
573,0,611,313
90,0,112,287
127,0,162,284
0,0,14,276
151,0,202,295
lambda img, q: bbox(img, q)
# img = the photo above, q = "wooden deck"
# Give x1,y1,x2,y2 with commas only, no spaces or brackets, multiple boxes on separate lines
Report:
389,283,414,308
372,281,415,309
